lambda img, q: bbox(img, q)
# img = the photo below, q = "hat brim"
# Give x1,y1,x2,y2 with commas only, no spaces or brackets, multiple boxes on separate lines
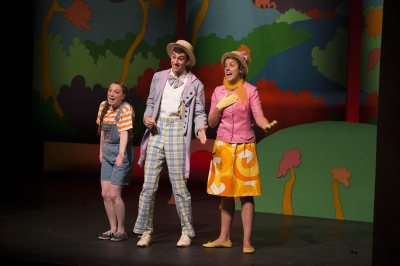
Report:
221,52,248,75
166,43,196,67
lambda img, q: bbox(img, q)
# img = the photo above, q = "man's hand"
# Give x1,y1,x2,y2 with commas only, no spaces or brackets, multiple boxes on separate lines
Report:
144,116,156,129
198,126,208,144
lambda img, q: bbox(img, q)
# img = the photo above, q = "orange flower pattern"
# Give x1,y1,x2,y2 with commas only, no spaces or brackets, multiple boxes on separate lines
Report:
206,140,262,197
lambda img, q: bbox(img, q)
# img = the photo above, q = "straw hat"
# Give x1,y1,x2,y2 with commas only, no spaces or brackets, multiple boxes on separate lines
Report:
220,50,249,75
166,40,196,67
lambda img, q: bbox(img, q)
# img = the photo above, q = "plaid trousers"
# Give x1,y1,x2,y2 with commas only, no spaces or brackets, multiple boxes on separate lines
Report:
133,117,195,237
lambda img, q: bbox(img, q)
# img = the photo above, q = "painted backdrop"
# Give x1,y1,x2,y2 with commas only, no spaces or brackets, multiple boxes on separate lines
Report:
33,0,383,222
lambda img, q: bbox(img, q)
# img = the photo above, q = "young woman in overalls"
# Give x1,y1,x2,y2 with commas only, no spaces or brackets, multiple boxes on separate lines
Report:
96,81,135,242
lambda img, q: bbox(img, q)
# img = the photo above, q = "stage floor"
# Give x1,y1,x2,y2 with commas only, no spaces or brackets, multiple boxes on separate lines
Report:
1,173,372,266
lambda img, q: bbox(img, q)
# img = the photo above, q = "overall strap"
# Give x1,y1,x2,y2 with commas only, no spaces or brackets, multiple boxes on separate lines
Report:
114,102,127,122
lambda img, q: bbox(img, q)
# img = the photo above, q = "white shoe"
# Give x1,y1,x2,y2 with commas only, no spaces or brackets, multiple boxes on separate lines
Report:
176,233,191,247
137,232,151,247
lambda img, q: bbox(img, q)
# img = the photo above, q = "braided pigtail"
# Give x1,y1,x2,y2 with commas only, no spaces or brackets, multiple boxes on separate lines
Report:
97,101,110,136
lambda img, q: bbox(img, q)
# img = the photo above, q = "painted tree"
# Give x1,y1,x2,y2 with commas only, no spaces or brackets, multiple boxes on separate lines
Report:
277,149,301,215
41,0,92,116
120,0,165,83
330,167,351,220
191,0,208,47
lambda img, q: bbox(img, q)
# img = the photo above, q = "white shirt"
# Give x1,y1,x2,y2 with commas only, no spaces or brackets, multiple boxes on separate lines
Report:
159,70,189,117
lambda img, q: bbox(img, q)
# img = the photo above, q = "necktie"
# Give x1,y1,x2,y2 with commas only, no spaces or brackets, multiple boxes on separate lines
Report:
168,74,184,88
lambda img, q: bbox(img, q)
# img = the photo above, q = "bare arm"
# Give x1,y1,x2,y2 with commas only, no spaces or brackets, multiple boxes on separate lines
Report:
250,85,276,132
116,131,128,167
254,116,277,132
254,116,270,130
197,126,208,144
208,108,221,128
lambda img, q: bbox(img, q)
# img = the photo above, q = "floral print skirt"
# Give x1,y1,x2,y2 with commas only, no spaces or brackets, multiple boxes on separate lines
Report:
206,139,262,197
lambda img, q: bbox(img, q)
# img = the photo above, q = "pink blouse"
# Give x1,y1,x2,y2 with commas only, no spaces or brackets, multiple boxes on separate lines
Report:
209,81,264,143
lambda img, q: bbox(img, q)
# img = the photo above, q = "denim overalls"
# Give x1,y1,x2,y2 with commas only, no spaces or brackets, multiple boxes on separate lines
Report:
100,102,134,185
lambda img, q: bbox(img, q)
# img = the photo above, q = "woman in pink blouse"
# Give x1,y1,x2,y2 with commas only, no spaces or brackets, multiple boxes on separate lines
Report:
203,51,276,254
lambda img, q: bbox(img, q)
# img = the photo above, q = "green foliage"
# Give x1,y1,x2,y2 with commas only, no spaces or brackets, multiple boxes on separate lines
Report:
95,50,159,88
311,28,348,87
245,22,311,80
62,37,96,88
312,28,382,94
83,33,174,62
91,49,124,86
149,36,176,59
360,32,381,94
36,34,160,92
196,23,311,81
85,33,136,61
195,34,238,67
46,34,70,94
32,33,173,143
361,62,380,94
276,8,311,24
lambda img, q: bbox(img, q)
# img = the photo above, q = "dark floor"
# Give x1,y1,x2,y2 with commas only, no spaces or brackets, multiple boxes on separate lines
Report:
0,172,372,266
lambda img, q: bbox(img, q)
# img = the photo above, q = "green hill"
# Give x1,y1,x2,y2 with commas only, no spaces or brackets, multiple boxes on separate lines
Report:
253,121,377,222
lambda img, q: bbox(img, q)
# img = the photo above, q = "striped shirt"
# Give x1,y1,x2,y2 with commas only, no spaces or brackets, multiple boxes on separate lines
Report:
96,101,134,133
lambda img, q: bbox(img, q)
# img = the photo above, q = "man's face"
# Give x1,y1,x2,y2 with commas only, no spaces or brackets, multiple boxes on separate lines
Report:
170,51,189,76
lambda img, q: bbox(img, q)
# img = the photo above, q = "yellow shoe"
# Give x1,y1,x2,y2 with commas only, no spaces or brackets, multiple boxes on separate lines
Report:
202,240,233,248
243,246,255,254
